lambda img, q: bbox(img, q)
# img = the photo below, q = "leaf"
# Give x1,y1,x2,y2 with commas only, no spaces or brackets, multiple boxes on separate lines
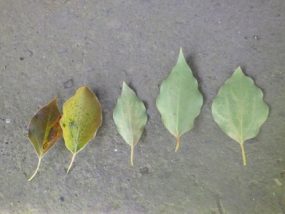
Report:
60,86,102,173
113,82,147,166
156,48,203,151
28,98,62,181
211,67,269,166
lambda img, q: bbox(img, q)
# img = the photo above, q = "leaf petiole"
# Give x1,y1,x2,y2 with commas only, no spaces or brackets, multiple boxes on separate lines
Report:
28,157,42,181
239,143,247,166
130,144,134,166
175,136,180,152
67,153,76,173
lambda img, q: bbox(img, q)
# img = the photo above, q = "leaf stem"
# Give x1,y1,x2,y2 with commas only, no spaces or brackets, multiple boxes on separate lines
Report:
67,153,76,173
240,143,247,166
130,144,134,166
28,157,42,181
175,136,180,152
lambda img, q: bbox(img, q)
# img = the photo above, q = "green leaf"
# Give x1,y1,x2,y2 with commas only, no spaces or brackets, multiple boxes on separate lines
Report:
113,82,148,166
60,86,102,173
212,67,269,166
156,48,203,152
28,98,62,181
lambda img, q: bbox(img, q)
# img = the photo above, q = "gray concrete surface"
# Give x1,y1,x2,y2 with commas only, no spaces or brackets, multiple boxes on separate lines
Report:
0,0,285,213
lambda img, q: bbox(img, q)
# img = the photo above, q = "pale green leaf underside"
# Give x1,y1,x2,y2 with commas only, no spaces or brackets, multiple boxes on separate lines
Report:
212,67,269,144
113,82,147,146
156,48,203,138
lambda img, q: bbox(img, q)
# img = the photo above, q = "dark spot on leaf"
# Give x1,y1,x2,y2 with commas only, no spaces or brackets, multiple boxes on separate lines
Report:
43,142,50,150
69,121,76,128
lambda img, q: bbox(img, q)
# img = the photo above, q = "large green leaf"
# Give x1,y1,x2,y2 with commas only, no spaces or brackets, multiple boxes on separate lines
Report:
156,48,203,152
113,82,147,166
60,86,102,172
212,67,269,165
28,98,62,181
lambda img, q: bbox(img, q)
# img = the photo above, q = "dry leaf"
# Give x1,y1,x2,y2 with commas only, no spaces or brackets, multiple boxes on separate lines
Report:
28,98,62,181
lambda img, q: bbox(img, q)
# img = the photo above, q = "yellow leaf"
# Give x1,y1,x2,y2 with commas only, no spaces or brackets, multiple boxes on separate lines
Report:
60,86,102,173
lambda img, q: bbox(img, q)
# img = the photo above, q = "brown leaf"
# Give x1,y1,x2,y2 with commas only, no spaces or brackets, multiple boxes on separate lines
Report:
27,98,62,181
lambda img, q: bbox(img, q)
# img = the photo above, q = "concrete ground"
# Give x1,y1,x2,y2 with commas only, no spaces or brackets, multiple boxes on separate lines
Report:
0,0,285,213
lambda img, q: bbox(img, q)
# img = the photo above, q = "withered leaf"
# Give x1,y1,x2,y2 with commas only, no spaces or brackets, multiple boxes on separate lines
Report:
28,98,62,181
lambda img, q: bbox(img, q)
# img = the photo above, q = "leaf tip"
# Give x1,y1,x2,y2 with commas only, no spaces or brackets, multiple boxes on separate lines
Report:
76,86,94,96
77,85,87,91
122,81,128,89
122,81,131,94
49,97,58,105
234,66,244,76
178,48,185,63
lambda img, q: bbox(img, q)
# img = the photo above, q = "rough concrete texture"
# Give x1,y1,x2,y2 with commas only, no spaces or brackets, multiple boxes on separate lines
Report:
0,0,285,213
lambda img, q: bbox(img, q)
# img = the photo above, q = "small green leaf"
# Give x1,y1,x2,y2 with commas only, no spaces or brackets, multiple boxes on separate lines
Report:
28,98,62,181
156,48,203,151
60,86,102,173
212,67,269,166
113,82,147,166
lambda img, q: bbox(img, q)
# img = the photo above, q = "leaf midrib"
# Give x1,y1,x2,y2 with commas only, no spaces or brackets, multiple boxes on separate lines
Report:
41,106,53,156
175,81,182,137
